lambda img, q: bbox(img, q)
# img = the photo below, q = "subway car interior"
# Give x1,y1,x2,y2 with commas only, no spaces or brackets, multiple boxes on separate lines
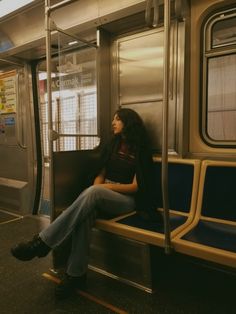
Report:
0,0,236,313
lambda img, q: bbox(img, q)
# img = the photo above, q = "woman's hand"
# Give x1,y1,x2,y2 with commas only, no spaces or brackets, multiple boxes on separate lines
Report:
93,169,138,194
97,176,138,194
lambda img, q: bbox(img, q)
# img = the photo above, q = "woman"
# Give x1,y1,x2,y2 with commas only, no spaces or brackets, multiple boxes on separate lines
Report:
11,108,160,299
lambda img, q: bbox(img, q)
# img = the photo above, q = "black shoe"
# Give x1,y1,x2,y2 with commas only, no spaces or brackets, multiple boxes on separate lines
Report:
55,273,87,299
11,235,51,261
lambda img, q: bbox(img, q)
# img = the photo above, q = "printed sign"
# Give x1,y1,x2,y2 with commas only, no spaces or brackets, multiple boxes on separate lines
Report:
0,71,17,114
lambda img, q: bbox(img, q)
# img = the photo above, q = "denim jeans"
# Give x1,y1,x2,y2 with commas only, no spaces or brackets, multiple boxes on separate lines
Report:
39,185,135,276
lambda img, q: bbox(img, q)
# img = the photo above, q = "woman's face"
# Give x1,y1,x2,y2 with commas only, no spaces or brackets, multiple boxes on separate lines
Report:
112,114,124,134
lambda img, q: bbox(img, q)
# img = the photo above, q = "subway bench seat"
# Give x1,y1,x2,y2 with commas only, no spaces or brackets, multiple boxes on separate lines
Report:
90,157,200,291
172,160,236,268
95,158,201,247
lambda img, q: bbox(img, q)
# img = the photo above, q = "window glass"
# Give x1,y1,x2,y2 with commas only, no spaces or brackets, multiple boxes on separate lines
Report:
212,16,236,48
38,47,99,157
203,8,236,145
207,55,236,140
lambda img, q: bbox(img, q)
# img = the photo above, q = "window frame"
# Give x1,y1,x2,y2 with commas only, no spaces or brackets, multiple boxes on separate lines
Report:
201,6,236,147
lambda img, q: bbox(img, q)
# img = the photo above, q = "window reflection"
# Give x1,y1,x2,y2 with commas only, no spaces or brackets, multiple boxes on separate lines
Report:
212,16,236,48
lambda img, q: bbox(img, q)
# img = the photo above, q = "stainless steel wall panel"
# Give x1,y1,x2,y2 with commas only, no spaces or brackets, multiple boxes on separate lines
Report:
0,146,28,180
124,101,176,151
112,24,184,153
89,228,154,292
0,66,36,213
119,30,164,105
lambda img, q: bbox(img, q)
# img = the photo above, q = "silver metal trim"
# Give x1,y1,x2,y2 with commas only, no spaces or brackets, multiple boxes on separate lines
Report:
45,0,55,221
49,0,78,13
162,0,171,254
57,134,99,138
88,265,153,294
15,70,27,149
145,0,160,28
205,48,236,58
121,97,163,106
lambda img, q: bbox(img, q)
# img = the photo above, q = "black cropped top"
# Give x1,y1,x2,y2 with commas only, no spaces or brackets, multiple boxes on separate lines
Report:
105,143,136,184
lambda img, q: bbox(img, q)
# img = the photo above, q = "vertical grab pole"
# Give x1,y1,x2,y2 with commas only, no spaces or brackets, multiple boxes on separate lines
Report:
162,0,171,254
45,0,55,222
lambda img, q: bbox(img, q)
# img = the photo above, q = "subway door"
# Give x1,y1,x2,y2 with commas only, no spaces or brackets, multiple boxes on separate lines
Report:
0,66,37,215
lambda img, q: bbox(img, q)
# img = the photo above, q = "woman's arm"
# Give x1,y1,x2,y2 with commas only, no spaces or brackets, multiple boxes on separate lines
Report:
99,175,138,194
93,168,106,185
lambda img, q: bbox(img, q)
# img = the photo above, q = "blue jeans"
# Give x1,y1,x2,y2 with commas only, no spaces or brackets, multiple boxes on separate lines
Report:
39,185,135,276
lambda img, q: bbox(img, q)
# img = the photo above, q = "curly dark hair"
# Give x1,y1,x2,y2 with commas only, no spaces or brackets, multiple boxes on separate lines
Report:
114,108,149,152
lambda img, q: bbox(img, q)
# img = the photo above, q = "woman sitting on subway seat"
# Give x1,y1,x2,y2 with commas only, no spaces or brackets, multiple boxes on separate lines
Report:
11,108,161,299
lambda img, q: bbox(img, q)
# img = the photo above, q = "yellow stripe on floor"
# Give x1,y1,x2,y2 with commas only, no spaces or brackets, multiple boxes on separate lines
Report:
0,217,23,225
42,272,128,314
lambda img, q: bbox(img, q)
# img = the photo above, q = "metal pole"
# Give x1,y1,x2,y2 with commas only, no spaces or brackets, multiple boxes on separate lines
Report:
54,26,97,49
49,0,78,13
45,0,55,222
162,0,171,254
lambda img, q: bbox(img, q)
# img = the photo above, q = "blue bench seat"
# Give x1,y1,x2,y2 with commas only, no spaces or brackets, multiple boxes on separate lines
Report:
172,160,236,268
117,211,188,233
182,220,236,253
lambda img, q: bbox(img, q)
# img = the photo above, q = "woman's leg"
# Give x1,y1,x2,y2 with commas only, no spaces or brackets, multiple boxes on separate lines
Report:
40,185,135,250
66,211,95,277
53,185,135,298
65,186,135,277
11,186,101,262
11,184,135,284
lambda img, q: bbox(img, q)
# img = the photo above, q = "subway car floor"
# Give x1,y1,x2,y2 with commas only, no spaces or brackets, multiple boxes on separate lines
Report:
1,211,235,314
